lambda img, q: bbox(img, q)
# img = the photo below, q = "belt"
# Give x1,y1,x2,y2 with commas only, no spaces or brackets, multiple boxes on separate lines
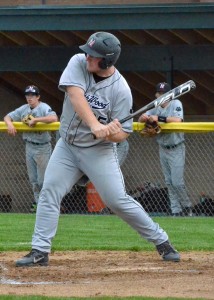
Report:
162,144,178,150
26,141,49,145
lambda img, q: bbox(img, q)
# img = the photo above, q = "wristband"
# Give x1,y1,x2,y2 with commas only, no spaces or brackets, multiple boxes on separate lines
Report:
158,116,167,123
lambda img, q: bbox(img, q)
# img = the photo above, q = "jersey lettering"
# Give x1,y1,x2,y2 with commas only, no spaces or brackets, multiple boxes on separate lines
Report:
85,94,109,110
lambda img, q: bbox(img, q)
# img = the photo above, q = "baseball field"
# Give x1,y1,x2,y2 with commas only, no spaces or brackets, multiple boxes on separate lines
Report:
0,213,213,299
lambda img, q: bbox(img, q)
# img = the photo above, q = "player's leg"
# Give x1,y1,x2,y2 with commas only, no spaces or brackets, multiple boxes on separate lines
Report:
16,139,83,266
25,143,39,210
159,147,182,216
32,138,84,251
79,144,180,261
116,140,129,166
35,143,52,195
170,143,192,216
28,143,52,213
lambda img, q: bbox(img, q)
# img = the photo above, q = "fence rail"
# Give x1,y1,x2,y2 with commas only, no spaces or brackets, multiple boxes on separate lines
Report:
0,122,214,216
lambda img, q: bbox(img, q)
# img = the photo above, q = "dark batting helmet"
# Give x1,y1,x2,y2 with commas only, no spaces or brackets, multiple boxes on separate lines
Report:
79,32,121,69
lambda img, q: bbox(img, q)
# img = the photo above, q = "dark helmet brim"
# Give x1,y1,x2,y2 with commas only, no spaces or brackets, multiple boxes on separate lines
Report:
79,44,104,58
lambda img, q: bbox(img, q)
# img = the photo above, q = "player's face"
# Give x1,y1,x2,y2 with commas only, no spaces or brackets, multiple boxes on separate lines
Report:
155,92,161,99
85,54,102,73
156,92,168,108
25,93,40,108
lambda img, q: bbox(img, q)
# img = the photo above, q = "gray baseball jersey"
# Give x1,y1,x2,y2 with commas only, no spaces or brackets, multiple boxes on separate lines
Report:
146,99,184,146
8,102,56,143
59,54,133,147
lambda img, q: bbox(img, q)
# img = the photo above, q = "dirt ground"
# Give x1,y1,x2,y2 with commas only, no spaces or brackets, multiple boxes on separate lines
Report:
0,251,214,299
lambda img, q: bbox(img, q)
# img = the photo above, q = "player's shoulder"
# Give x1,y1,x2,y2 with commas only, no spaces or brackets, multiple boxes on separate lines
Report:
68,53,85,66
38,101,54,111
115,69,131,91
171,99,183,107
39,101,50,107
16,103,29,111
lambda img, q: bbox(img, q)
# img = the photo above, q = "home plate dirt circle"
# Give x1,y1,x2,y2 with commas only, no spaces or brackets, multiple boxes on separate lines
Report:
0,251,213,299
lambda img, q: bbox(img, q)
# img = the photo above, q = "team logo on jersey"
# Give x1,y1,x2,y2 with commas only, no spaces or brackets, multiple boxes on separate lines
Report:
88,38,95,48
176,107,181,111
85,94,109,110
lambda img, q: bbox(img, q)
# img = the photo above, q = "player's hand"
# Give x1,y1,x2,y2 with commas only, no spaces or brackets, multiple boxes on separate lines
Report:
138,114,149,123
148,115,158,122
27,118,37,127
91,123,111,139
91,119,121,139
7,124,17,136
106,119,122,136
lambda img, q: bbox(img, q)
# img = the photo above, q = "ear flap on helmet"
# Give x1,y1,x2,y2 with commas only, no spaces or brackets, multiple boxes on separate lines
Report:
98,58,108,69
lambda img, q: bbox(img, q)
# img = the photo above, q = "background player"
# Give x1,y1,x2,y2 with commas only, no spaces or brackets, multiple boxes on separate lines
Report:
138,82,192,216
16,32,180,267
4,85,58,212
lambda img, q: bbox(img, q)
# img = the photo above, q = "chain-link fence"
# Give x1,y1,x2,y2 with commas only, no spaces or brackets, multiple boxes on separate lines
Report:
0,123,214,216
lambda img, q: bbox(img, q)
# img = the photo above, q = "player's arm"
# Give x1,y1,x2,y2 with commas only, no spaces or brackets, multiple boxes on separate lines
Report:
138,109,154,122
164,116,182,123
138,113,149,122
66,86,121,139
142,115,182,123
4,114,17,136
105,129,129,143
27,114,58,127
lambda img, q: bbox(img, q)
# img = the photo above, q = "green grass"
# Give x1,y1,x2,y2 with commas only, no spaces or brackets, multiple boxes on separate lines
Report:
0,214,213,300
0,213,213,252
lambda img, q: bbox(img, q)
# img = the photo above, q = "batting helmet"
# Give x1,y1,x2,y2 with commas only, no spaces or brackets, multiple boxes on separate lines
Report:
79,32,121,69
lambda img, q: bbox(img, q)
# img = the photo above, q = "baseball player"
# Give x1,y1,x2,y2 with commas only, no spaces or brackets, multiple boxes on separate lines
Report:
138,82,192,216
4,85,58,212
16,32,180,267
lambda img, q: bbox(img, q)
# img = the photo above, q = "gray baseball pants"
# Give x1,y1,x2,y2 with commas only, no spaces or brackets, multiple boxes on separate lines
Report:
159,142,192,214
25,142,52,204
32,138,168,252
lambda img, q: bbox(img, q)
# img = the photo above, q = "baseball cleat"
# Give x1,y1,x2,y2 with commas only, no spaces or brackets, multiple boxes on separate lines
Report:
172,212,183,217
15,249,49,267
182,207,193,216
156,240,180,262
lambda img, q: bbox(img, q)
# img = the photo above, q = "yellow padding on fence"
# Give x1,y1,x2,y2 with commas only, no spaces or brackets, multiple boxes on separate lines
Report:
0,122,214,133
0,122,60,131
133,122,214,133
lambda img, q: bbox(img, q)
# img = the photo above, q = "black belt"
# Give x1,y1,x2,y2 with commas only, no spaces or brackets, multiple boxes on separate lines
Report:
162,144,178,150
26,141,49,145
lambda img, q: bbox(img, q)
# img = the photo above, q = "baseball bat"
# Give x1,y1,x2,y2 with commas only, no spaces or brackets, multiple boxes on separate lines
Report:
119,80,196,124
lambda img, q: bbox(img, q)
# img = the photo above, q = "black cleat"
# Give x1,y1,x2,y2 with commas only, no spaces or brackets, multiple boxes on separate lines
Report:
183,207,193,216
16,249,49,267
156,240,180,262
172,212,183,217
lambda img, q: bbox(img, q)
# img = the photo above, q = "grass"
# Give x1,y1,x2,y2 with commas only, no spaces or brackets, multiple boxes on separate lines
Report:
0,213,213,252
0,214,213,300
